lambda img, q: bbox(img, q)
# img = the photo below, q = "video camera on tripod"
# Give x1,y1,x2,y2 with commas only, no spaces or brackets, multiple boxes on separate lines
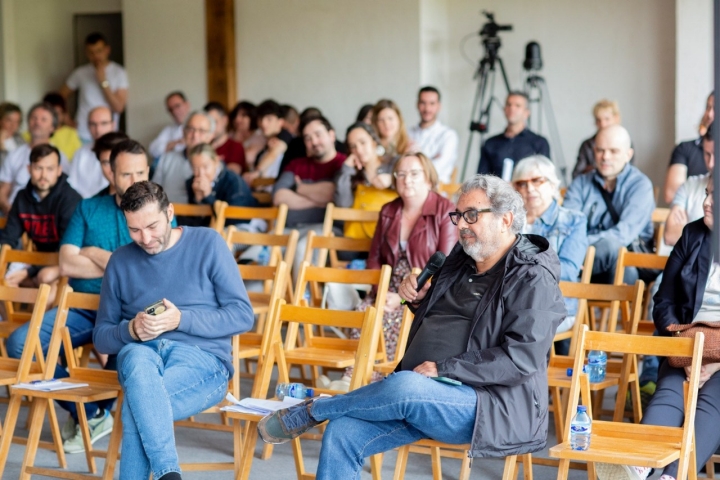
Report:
479,11,512,63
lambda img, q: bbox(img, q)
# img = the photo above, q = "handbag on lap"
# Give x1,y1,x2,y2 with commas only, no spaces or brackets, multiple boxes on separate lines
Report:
666,321,720,367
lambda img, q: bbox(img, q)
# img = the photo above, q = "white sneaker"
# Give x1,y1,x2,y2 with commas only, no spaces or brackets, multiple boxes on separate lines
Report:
595,464,651,480
328,375,351,392
316,375,331,389
63,410,114,454
61,415,76,441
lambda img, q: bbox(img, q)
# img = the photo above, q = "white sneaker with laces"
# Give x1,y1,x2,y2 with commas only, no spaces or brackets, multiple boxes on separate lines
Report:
63,410,114,454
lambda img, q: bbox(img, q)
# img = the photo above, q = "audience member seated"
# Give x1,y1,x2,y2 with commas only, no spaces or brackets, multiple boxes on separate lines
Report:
282,103,300,136
242,99,292,185
0,144,81,288
41,92,82,159
330,152,457,391
257,175,565,480
153,111,215,203
93,181,253,480
477,91,550,179
203,101,246,174
90,131,129,198
596,175,718,480
185,143,256,224
229,100,265,167
663,91,714,204
148,91,191,159
5,139,152,454
67,106,116,198
0,102,69,215
372,99,414,163
408,86,459,183
563,125,654,284
0,102,24,164
334,122,398,239
512,155,587,336
283,107,348,171
572,99,627,179
665,125,714,248
356,103,374,125
271,116,346,275
59,32,128,143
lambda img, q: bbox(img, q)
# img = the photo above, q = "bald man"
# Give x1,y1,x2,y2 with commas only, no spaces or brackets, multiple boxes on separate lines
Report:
563,125,655,284
68,106,116,197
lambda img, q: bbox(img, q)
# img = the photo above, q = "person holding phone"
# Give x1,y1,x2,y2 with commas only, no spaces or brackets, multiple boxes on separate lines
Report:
93,181,253,480
257,175,565,479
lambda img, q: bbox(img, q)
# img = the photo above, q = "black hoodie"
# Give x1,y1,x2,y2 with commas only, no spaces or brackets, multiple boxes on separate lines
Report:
0,173,82,253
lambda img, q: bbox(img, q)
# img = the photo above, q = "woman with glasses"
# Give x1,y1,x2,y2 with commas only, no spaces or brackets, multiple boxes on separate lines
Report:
512,155,588,335
330,152,456,391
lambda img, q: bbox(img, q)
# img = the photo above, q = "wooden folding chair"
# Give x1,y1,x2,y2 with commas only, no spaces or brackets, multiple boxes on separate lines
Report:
652,207,670,253
0,246,68,356
553,245,596,348
227,299,381,480
304,229,373,270
321,203,380,236
172,201,224,231
437,182,461,200
0,284,68,477
250,177,276,205
14,287,123,480
546,281,644,449
613,247,669,335
217,203,288,235
549,327,703,480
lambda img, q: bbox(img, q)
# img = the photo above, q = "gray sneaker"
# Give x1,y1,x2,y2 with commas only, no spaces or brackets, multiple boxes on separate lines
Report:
257,398,319,444
61,415,76,441
595,464,651,480
63,410,114,454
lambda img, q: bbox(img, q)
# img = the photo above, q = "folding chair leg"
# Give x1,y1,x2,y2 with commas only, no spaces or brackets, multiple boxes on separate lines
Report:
431,446,442,480
236,421,258,480
100,393,124,479
551,386,565,443
370,453,383,480
232,418,244,479
76,401,97,473
459,453,472,480
0,394,23,476
556,458,570,480
502,455,518,480
588,461,597,480
20,397,48,480
261,442,274,460
393,445,410,480
46,400,67,469
522,453,533,480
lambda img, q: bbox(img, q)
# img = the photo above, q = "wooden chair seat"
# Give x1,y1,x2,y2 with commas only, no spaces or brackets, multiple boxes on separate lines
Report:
13,381,121,404
283,347,358,368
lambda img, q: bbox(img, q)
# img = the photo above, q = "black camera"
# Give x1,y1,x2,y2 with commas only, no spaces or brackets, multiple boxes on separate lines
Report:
479,11,512,39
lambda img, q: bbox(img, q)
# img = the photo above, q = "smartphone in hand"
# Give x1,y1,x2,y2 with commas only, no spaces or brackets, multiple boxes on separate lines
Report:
145,300,166,316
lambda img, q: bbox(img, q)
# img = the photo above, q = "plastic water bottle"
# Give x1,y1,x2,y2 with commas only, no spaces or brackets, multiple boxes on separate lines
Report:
587,350,607,383
258,246,270,266
570,405,592,451
275,383,314,401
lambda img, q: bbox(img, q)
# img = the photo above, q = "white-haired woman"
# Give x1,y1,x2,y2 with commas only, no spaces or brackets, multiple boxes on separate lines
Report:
512,155,588,334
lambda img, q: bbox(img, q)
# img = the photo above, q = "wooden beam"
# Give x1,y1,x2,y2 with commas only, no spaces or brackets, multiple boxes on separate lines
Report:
205,0,237,110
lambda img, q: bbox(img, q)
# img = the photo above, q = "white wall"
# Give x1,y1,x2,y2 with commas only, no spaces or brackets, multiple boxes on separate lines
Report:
441,0,676,187
676,0,713,142
0,0,121,113
235,0,421,137
123,0,207,147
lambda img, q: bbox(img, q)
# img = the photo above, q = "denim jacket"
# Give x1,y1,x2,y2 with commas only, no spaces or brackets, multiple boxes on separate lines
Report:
563,164,654,247
527,199,588,315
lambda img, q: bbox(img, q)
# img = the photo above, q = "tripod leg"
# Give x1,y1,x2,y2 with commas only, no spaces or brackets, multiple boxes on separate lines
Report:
461,61,491,179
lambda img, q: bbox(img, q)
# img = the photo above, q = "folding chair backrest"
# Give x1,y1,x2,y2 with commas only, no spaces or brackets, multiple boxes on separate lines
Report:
172,203,221,231
580,245,595,284
321,203,381,237
613,247,668,333
437,183,461,200
217,203,288,235
304,230,373,268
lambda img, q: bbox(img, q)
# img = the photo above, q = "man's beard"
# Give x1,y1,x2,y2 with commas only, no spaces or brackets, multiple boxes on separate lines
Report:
460,228,499,262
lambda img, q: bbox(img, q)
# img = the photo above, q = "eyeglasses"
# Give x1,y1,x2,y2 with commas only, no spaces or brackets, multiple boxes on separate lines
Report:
184,127,210,135
513,176,547,190
393,169,424,181
449,208,493,225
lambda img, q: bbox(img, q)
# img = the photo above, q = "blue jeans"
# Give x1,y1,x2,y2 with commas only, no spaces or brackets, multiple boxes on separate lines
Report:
117,339,229,479
591,237,639,285
311,371,477,480
5,307,114,420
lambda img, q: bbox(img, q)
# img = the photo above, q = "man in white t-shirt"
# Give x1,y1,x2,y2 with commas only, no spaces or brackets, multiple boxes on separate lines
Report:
664,126,715,249
59,33,128,143
408,86,459,183
148,91,191,159
0,103,69,214
67,106,116,198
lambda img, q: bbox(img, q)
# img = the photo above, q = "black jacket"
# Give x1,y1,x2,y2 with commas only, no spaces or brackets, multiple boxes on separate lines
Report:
0,173,81,253
653,218,712,334
405,235,565,458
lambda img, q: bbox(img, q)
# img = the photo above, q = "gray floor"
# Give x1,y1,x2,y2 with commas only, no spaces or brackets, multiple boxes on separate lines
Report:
0,384,662,479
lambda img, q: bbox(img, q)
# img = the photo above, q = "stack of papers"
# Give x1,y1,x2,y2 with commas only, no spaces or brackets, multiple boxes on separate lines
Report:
14,379,89,391
220,392,304,415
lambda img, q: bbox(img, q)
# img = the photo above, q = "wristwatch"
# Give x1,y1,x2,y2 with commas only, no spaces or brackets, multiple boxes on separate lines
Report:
101,80,110,89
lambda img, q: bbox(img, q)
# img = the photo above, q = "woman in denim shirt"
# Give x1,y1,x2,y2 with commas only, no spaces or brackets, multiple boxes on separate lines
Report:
512,155,588,334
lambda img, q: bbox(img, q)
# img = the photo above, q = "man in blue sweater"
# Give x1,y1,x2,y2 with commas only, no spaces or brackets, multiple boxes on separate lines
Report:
93,181,253,480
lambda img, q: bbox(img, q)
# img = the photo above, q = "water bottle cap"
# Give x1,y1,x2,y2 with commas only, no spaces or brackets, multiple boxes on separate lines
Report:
566,368,573,376
577,405,587,412
306,387,314,397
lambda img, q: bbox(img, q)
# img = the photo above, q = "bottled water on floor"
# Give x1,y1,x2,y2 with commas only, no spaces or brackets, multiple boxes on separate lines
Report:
587,350,607,382
570,405,591,451
275,383,314,401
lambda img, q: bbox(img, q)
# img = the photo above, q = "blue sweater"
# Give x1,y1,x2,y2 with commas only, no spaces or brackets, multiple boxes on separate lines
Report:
93,227,254,375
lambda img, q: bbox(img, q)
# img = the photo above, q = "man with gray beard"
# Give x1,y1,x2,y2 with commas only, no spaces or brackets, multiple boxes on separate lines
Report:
257,174,566,479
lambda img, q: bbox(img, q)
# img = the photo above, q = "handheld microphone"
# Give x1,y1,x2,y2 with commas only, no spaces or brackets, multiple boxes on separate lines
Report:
401,252,446,304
